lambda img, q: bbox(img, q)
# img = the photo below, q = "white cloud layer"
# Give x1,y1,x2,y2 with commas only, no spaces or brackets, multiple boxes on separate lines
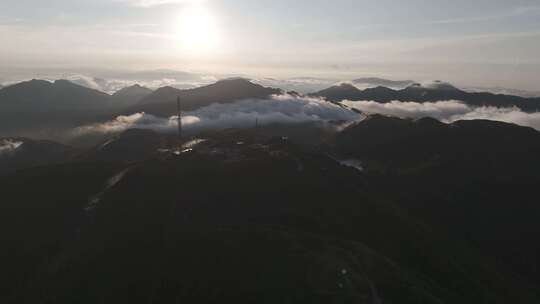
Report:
61,74,216,94
343,100,540,130
253,77,339,94
115,0,204,8
74,94,360,135
0,139,24,156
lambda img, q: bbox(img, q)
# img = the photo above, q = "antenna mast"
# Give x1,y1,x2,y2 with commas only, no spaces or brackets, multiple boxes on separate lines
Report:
177,96,182,146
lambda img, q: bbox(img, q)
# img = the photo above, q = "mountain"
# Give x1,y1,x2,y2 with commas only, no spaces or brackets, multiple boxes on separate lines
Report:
0,79,114,135
334,114,540,284
3,104,540,303
353,77,415,88
2,129,540,303
313,81,540,112
253,77,336,94
78,129,167,162
0,79,111,111
111,84,153,106
0,137,75,175
0,78,280,138
336,114,540,170
312,83,363,101
127,78,282,116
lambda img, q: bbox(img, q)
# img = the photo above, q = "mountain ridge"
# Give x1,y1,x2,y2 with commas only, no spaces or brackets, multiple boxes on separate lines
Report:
127,78,282,116
111,84,153,106
313,82,540,112
2,120,540,303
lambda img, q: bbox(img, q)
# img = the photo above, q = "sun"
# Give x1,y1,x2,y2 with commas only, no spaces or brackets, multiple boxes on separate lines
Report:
175,6,220,53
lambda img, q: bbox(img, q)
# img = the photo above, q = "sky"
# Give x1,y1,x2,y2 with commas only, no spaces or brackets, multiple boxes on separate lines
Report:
1,0,540,90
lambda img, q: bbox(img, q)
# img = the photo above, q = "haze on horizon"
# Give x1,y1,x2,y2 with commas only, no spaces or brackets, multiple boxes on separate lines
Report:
1,0,540,91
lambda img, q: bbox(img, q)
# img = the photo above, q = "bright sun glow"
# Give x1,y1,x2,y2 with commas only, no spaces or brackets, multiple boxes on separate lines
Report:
175,6,220,53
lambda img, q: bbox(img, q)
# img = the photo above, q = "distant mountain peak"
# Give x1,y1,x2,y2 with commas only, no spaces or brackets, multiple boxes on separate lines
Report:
54,79,71,84
364,86,398,93
13,79,52,88
405,80,461,92
211,78,274,90
160,85,181,91
111,84,154,106
132,79,280,115
216,77,251,83
353,77,415,88
113,84,152,96
53,79,84,87
338,82,359,89
414,116,446,127
321,83,362,93
309,83,362,101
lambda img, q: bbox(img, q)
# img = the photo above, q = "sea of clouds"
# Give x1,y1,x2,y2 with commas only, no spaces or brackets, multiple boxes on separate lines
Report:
74,94,361,135
65,74,216,94
343,100,540,131
74,94,540,136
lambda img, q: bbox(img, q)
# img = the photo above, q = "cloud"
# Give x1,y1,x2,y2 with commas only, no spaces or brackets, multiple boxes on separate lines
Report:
0,139,24,156
74,94,361,135
66,75,143,94
343,100,540,131
342,100,471,120
62,73,217,94
454,107,540,130
115,0,205,7
463,86,540,98
351,78,415,90
74,113,175,134
74,96,540,137
253,77,339,94
66,75,110,92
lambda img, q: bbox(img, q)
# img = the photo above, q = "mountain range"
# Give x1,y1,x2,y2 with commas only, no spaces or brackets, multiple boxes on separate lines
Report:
313,82,540,112
0,78,281,137
2,116,540,303
110,84,153,106
0,80,116,135
127,78,281,116
2,76,539,139
352,77,415,88
335,115,540,286
0,137,76,175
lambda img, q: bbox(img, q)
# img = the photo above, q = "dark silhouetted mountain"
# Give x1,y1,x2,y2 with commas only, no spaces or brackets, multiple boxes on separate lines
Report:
3,103,540,303
312,83,363,101
314,82,540,112
0,137,75,175
336,114,540,169
2,130,539,303
361,86,402,100
111,84,153,106
0,79,111,111
78,129,167,163
128,78,282,116
335,115,540,284
0,79,115,134
353,77,415,88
